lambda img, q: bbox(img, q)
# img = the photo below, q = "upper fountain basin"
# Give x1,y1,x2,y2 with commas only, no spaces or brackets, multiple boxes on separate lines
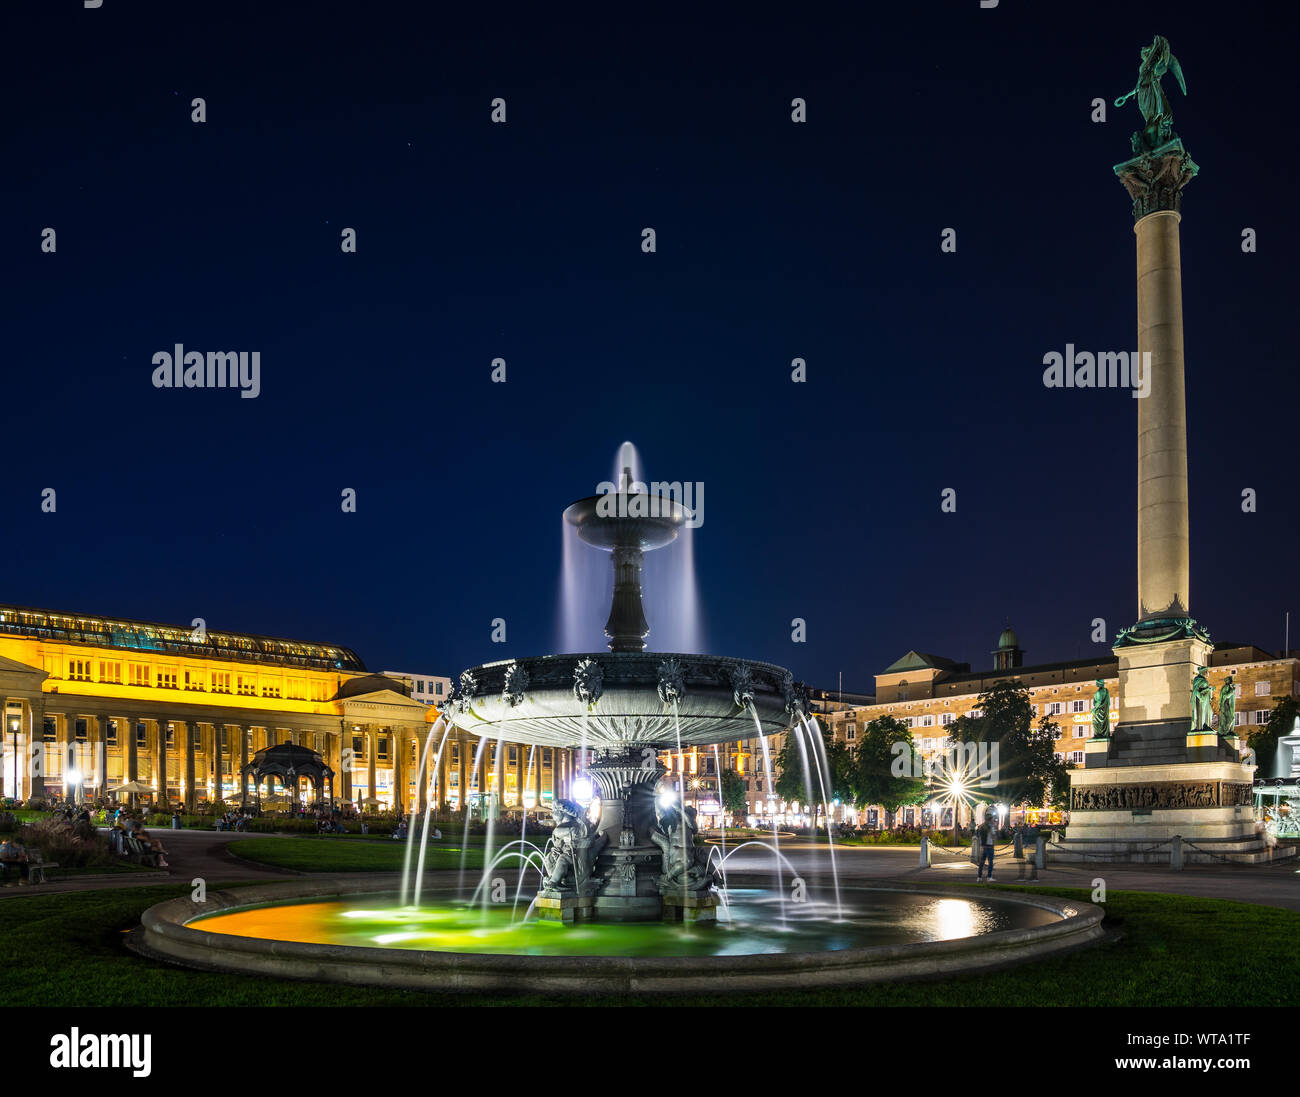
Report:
563,493,688,551
445,652,800,749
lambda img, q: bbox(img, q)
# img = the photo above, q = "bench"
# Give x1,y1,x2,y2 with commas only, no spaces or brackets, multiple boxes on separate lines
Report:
27,860,56,884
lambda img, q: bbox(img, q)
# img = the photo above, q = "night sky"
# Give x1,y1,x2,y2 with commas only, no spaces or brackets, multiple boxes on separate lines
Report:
4,1,1296,693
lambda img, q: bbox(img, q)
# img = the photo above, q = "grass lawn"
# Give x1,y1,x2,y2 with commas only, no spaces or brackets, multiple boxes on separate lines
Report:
0,882,1297,1006
227,837,487,873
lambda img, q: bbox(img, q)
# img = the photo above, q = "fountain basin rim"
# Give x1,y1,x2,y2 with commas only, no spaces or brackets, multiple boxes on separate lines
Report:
132,877,1105,993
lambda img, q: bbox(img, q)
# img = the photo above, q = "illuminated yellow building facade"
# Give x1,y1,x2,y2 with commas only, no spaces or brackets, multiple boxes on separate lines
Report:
0,606,576,813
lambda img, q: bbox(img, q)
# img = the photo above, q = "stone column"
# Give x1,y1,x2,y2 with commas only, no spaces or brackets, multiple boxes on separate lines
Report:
366,726,377,810
340,726,352,803
392,729,405,815
1115,141,1198,624
126,715,139,806
533,745,542,808
458,735,468,813
185,720,197,812
234,723,247,803
156,718,168,808
213,723,225,802
437,740,448,811
417,729,429,814
513,744,524,806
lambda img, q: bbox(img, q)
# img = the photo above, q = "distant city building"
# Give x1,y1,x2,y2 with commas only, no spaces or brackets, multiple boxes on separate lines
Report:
0,605,577,814
383,671,452,706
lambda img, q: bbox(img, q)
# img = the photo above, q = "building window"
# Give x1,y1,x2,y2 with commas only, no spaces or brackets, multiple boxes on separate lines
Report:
158,666,178,689
1046,702,1065,716
183,669,204,691
378,737,390,761
262,684,282,699
435,682,444,696
1255,681,1272,696
1073,726,1086,738
1253,710,1270,725
129,663,150,687
310,680,328,701
1068,751,1084,764
164,724,175,749
106,720,118,746
237,676,257,697
287,678,307,701
75,718,88,742
211,672,232,694
940,712,954,725
921,714,935,727
68,659,92,682
1069,699,1088,713
135,723,147,747
846,727,856,741
416,680,425,694
352,736,365,758
43,718,55,742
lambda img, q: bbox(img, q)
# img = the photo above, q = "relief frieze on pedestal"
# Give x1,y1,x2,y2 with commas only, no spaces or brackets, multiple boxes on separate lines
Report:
1072,780,1253,811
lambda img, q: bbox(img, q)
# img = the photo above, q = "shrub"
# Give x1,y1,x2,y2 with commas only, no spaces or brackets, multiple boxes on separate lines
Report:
18,818,116,868
24,797,49,812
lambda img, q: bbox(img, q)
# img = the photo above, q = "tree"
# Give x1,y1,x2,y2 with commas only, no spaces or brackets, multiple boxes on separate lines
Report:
850,715,926,813
1249,695,1299,777
719,768,748,819
947,680,1069,809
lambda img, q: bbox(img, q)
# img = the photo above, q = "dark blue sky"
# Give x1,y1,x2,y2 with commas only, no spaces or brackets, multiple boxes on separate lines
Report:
3,1,1295,691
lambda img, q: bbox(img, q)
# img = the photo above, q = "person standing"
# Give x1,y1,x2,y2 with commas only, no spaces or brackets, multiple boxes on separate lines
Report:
975,811,997,882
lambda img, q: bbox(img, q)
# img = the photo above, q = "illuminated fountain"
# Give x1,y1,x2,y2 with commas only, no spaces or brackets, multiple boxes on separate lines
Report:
132,444,1106,991
444,452,802,922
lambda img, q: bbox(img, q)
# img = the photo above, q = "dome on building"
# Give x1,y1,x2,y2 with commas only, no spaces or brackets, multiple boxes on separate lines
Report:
996,623,1019,651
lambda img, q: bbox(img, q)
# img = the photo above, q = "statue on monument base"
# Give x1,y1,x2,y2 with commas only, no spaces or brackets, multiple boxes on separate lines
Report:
1091,678,1111,739
1218,674,1237,737
1191,666,1214,731
539,798,607,894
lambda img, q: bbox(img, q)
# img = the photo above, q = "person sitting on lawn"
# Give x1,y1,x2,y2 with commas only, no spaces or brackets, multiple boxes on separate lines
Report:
0,836,31,885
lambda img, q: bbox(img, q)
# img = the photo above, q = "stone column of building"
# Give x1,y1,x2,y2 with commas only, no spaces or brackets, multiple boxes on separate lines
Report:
532,746,542,809
213,723,225,802
416,729,428,814
24,699,42,801
512,744,523,807
392,728,405,815
125,714,139,806
234,723,247,802
366,726,377,810
156,718,168,807
184,720,197,812
457,735,468,813
436,741,448,811
60,711,74,804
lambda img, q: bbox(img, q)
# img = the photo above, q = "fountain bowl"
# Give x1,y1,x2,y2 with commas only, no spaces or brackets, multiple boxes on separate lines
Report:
129,877,1106,995
447,652,797,749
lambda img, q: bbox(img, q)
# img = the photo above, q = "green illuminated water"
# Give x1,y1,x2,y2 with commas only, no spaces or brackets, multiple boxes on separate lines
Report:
193,889,1056,958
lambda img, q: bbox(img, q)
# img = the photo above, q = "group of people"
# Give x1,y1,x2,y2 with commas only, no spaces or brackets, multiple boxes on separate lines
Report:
213,811,250,831
110,810,171,867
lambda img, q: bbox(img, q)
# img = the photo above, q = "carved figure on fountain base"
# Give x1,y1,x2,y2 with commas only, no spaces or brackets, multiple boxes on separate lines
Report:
539,798,607,896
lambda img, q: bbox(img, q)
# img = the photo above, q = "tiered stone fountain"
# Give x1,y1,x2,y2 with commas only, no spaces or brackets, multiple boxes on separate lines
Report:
445,467,805,922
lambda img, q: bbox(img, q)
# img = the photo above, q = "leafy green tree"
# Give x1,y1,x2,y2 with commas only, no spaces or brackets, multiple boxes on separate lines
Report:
718,769,748,818
947,680,1068,809
1249,695,1299,777
850,715,926,813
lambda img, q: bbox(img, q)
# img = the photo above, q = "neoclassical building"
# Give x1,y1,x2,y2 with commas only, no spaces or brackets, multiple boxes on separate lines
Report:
0,605,578,813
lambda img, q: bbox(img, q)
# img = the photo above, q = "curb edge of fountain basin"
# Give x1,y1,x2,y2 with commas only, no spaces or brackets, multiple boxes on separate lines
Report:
131,877,1108,995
